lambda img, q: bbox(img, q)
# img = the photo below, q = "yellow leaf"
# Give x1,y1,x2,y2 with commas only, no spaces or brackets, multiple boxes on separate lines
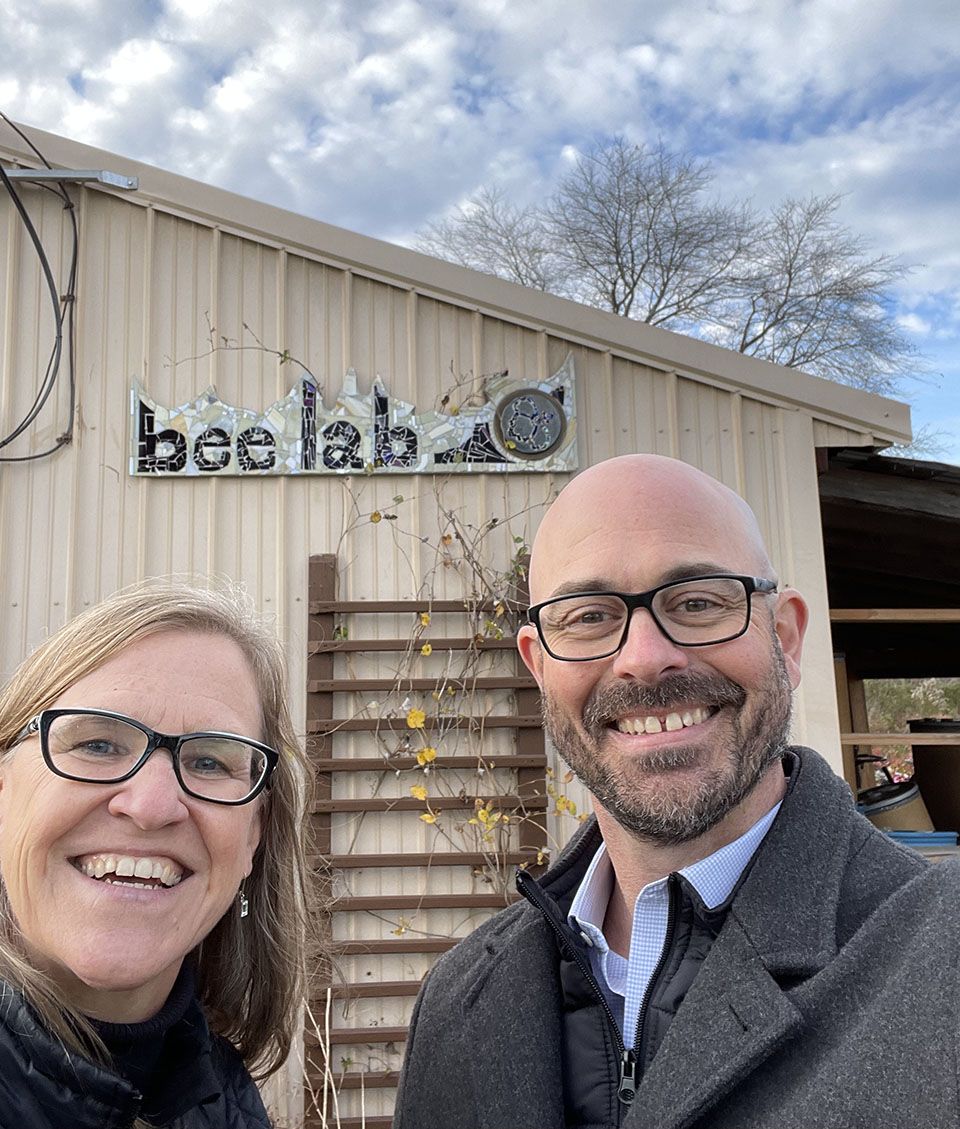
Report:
419,812,438,824
420,642,433,656
410,783,428,801
441,533,453,546
419,612,431,626
370,510,382,524
494,603,505,617
406,707,426,730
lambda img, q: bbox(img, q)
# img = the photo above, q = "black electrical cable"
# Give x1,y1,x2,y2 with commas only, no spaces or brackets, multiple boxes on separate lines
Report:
0,115,79,461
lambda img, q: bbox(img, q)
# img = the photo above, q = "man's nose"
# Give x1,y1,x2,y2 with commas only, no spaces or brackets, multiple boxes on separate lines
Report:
106,752,191,828
609,607,691,683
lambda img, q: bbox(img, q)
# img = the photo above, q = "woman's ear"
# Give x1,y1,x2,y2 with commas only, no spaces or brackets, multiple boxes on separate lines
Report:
243,802,264,877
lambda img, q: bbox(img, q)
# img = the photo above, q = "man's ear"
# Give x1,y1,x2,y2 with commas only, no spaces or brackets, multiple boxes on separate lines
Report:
517,624,545,688
774,588,808,689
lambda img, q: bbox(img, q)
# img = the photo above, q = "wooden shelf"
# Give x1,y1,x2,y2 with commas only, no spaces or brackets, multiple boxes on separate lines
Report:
831,608,960,623
841,732,960,746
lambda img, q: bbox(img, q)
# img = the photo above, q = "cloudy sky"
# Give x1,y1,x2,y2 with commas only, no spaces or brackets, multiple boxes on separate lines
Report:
3,0,959,462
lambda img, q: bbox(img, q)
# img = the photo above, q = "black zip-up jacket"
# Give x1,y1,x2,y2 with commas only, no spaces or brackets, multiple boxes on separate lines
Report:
0,984,271,1129
517,855,737,1126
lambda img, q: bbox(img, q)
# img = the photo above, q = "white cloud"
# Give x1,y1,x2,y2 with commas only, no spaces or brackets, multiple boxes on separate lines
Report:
2,0,960,460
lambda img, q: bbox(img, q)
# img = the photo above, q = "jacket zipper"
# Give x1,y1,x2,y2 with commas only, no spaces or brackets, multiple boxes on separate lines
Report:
515,868,637,1108
631,874,678,1072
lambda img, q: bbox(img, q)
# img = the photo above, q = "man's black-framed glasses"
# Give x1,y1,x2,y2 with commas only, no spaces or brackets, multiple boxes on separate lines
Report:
14,708,278,805
527,575,779,662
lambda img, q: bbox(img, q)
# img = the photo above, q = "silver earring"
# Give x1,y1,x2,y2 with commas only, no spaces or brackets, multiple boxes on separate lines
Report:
238,884,249,919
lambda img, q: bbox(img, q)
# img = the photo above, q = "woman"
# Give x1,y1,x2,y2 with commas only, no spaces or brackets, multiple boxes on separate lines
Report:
0,581,312,1128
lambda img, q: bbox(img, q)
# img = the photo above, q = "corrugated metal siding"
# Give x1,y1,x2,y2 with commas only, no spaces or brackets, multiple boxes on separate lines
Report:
0,177,875,1120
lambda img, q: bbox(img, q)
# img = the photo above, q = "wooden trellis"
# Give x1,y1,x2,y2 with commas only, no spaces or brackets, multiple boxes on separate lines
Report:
305,554,547,1128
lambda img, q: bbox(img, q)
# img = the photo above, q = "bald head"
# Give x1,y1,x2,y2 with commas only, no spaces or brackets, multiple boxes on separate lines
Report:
530,455,774,603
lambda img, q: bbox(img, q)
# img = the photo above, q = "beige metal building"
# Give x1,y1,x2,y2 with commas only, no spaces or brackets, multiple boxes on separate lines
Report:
0,124,912,1126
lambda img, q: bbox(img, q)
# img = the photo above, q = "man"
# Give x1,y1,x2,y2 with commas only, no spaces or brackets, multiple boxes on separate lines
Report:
395,454,957,1129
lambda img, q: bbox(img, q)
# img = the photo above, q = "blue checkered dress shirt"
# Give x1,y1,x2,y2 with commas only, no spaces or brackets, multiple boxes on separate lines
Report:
568,801,781,1048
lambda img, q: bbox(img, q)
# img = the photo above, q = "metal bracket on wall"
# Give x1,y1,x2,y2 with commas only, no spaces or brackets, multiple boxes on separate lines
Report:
3,168,139,190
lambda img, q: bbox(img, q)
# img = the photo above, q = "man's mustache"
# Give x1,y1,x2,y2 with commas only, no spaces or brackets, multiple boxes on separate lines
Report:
581,672,747,738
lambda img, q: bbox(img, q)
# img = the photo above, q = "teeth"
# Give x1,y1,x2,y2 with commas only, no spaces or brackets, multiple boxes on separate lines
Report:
76,853,184,887
616,707,712,734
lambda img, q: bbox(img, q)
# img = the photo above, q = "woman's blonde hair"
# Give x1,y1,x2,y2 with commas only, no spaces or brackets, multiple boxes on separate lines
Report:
0,579,312,1078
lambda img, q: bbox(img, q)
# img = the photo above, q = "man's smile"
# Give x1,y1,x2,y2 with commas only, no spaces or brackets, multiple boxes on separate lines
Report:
613,706,715,735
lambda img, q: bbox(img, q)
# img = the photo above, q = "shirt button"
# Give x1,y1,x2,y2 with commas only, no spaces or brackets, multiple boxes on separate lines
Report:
579,930,594,947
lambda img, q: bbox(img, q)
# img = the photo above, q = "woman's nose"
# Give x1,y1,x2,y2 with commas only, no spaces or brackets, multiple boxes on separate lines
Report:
106,752,191,828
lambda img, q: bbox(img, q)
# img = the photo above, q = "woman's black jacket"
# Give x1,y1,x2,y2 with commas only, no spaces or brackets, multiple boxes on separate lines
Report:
0,982,271,1128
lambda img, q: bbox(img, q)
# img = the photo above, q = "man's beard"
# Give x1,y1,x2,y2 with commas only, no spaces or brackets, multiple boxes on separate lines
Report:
542,637,794,845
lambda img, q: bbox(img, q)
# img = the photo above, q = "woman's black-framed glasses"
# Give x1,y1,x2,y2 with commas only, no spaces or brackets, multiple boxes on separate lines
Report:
14,708,278,805
527,574,779,662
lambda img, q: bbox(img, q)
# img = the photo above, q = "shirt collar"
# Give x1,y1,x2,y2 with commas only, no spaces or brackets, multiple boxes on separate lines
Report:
568,800,782,941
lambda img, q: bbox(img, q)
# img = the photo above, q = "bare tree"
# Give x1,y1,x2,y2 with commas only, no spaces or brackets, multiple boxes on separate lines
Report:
416,185,562,293
544,138,754,324
415,139,921,398
703,195,915,395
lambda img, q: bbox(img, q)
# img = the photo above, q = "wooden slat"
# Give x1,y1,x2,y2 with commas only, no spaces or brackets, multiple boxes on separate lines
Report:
327,850,545,868
841,732,960,746
331,1118,393,1129
328,981,421,999
334,1070,401,1090
309,1025,409,1046
308,675,537,692
313,793,546,813
308,713,541,733
334,892,518,912
313,753,547,772
831,608,960,623
331,938,457,955
310,636,516,654
311,598,521,613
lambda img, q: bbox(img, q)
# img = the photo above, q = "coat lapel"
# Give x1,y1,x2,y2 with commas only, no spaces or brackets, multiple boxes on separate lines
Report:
626,918,804,1129
464,913,566,1129
628,750,854,1129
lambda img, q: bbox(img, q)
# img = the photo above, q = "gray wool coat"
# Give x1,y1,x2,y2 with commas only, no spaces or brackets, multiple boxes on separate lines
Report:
394,749,960,1129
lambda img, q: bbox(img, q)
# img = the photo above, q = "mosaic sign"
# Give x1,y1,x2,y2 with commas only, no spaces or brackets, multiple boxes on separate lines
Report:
131,356,577,476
